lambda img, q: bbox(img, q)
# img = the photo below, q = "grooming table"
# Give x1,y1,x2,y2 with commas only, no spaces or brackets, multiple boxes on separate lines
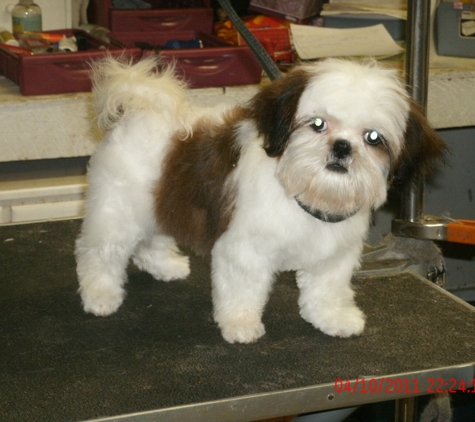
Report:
1,220,475,422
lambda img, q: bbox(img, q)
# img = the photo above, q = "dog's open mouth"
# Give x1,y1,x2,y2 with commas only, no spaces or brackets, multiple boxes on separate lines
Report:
326,162,348,173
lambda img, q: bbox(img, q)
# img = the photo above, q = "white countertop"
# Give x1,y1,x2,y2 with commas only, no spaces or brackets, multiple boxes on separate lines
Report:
1,54,475,163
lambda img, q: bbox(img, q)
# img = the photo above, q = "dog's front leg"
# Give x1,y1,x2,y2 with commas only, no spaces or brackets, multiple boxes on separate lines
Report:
211,239,274,344
296,254,365,338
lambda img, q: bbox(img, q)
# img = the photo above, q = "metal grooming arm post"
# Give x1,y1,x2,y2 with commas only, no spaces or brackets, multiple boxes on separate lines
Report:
393,0,430,230
392,2,473,419
392,3,431,419
392,0,475,248
400,0,430,223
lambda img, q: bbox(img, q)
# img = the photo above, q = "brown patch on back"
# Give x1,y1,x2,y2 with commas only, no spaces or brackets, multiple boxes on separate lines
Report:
155,107,246,256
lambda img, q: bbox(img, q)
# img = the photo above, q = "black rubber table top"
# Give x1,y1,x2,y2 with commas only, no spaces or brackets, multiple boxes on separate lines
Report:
1,220,475,422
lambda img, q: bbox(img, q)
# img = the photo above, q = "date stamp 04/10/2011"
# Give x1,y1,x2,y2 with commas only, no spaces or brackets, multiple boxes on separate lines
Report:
334,377,475,395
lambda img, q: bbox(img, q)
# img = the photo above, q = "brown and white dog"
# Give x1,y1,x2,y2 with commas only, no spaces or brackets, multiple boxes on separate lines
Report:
75,57,446,343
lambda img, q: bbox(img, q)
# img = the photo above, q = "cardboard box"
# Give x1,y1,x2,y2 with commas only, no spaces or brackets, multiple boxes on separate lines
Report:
0,29,141,95
435,0,475,58
111,30,262,87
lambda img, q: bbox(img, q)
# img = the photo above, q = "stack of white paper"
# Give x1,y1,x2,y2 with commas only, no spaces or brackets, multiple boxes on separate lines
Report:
290,23,403,59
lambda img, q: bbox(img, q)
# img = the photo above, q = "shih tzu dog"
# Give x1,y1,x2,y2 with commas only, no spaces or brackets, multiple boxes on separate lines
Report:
76,56,446,343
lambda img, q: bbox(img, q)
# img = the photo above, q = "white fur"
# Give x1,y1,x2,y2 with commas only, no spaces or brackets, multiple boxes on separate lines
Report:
210,119,370,342
76,57,196,316
76,57,411,343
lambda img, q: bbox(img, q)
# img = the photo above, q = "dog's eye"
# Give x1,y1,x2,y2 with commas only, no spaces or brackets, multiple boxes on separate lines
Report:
364,130,384,146
311,117,327,132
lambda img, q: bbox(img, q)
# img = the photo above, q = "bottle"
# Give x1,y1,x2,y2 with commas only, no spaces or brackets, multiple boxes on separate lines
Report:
11,0,42,34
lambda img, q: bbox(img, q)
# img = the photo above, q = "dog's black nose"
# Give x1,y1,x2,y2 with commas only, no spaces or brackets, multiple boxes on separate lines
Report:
332,140,352,159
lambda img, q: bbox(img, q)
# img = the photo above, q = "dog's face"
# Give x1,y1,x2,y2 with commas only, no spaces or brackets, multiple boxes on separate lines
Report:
250,59,446,219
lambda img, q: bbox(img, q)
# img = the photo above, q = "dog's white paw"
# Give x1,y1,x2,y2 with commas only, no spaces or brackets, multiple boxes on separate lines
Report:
133,251,190,282
156,254,190,281
301,305,365,338
216,311,266,344
80,284,125,316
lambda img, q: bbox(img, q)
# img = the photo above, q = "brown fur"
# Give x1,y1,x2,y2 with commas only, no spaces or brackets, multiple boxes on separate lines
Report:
249,68,310,157
154,108,246,256
391,100,448,186
155,73,446,255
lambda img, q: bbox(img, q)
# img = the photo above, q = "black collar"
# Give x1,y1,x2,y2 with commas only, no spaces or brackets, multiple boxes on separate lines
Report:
296,199,357,223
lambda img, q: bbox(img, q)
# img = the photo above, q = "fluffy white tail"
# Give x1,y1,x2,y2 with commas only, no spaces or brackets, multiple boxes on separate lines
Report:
91,55,190,133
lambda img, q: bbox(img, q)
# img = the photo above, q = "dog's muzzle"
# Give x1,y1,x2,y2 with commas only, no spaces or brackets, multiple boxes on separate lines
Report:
326,139,351,173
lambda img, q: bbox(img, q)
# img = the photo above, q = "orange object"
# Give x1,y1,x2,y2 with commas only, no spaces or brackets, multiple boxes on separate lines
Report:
24,31,66,43
0,43,31,55
214,14,294,62
214,14,290,45
447,219,475,245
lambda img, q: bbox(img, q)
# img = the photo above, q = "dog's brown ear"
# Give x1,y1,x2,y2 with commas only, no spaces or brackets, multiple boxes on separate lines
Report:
249,69,309,157
391,100,448,187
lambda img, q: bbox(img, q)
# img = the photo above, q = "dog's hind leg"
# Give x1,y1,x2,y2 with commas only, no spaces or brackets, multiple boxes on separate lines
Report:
75,231,138,317
132,233,190,282
75,192,147,316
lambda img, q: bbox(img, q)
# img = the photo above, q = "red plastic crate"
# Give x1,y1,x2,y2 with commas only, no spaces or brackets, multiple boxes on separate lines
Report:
111,30,263,88
0,29,141,96
110,8,213,33
236,27,294,62
88,0,212,31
